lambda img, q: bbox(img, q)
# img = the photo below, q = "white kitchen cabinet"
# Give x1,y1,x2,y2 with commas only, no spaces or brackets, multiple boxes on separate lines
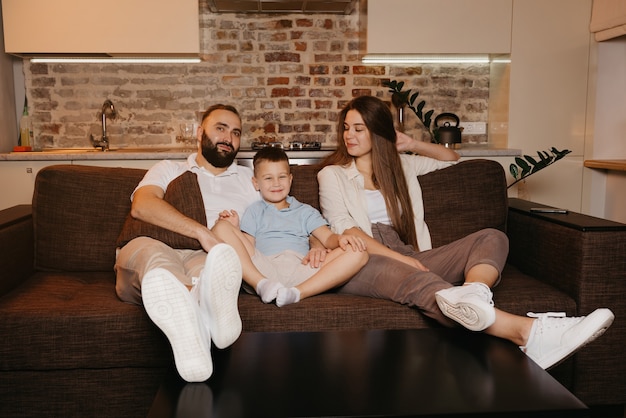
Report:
365,0,513,54
0,159,164,211
1,0,199,56
0,161,52,210
507,0,592,211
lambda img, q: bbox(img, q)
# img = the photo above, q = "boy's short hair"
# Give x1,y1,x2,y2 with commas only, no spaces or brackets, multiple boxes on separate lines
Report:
253,147,290,174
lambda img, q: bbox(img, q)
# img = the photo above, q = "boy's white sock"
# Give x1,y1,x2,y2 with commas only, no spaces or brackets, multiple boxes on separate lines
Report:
255,278,283,303
276,287,301,307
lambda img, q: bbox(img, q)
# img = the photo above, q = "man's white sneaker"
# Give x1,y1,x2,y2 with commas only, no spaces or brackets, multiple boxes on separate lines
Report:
142,268,213,382
520,308,615,370
198,243,243,349
435,282,496,331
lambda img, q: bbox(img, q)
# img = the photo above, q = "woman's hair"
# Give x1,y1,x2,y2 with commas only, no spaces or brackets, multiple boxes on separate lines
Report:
321,96,418,249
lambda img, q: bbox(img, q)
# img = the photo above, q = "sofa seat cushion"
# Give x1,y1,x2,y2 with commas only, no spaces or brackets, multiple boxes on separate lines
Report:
0,266,577,372
0,272,171,371
240,292,438,332
493,265,578,316
239,264,578,333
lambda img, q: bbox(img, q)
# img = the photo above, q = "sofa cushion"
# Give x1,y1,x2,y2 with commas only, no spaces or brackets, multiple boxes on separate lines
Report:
0,271,171,371
419,159,508,247
33,165,147,272
238,292,434,332
116,171,206,250
290,164,322,210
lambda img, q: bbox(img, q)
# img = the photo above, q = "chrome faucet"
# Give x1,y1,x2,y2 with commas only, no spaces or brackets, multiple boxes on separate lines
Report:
90,99,116,151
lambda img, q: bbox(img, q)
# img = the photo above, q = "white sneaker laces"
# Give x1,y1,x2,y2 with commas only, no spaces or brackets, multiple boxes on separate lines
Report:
527,311,566,320
522,312,583,353
527,312,584,328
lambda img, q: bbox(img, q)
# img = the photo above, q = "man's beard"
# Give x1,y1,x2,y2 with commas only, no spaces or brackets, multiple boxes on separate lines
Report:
200,131,237,168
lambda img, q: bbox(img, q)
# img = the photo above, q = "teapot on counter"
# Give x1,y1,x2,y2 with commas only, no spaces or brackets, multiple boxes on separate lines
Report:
434,112,463,148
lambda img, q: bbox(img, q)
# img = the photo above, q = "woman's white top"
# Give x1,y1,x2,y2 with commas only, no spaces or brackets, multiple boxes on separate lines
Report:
363,189,391,225
317,154,456,251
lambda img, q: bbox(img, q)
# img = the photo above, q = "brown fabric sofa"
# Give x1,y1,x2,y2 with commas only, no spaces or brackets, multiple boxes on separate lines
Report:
0,160,624,417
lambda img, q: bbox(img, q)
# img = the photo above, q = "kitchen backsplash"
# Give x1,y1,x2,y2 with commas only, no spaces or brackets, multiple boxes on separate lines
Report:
23,0,495,150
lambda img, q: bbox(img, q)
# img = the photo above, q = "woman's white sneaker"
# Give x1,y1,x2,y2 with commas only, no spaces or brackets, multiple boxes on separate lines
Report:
435,282,496,331
520,308,615,370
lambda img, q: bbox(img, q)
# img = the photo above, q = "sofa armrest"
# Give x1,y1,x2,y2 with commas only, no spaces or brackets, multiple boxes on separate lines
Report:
507,198,626,404
507,198,626,312
0,205,34,298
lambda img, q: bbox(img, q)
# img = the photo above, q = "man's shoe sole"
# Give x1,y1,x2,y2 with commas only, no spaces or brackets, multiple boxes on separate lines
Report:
143,268,213,382
201,244,243,349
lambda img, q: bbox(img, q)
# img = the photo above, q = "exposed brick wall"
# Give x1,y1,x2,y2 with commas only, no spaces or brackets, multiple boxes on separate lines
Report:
23,1,490,149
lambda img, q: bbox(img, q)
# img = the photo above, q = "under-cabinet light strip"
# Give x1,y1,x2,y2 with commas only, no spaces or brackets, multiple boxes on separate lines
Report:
361,55,511,64
30,57,202,64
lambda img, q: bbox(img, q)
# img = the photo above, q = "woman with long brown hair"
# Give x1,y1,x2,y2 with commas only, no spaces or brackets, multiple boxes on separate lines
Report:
318,95,613,369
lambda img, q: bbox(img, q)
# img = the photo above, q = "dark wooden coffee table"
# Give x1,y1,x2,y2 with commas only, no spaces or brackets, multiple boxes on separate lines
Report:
147,328,587,417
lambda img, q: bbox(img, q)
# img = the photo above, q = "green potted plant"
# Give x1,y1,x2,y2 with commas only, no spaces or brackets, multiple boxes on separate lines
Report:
383,78,571,188
507,148,572,189
383,80,436,142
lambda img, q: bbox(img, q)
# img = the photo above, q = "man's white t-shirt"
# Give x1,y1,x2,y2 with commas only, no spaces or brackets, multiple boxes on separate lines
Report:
132,153,260,227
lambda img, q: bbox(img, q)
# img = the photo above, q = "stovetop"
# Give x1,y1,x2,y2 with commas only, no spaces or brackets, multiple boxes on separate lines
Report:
249,141,323,151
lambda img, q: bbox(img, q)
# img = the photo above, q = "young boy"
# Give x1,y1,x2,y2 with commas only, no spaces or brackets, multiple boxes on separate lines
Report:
213,147,368,307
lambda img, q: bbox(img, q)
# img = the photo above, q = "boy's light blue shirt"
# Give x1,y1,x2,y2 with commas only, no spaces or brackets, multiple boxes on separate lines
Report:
240,195,328,256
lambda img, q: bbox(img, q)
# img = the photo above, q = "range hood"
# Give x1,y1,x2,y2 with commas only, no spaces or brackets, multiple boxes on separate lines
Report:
207,0,357,14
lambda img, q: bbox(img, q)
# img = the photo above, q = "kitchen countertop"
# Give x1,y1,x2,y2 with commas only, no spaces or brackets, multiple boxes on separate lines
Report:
584,159,626,172
0,147,522,161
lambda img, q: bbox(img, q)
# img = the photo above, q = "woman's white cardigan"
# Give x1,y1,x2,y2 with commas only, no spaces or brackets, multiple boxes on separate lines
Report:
317,154,456,251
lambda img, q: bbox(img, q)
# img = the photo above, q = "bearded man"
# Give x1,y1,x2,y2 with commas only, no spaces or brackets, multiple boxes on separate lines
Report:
114,104,259,382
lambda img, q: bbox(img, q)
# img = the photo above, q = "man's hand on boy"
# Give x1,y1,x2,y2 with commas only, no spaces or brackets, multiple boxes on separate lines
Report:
217,209,240,227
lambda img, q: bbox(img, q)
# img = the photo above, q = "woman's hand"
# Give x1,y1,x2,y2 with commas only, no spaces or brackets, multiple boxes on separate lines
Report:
395,130,419,153
337,234,367,252
395,130,459,161
398,254,429,271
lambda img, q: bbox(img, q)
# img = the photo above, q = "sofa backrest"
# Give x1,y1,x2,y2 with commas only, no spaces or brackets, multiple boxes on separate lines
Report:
31,159,507,272
33,164,147,272
418,159,508,247
290,159,508,248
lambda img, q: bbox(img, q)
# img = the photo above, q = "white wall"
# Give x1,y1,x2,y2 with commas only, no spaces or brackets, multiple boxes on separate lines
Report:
0,2,18,153
583,37,626,223
593,38,626,159
507,0,593,212
13,59,23,129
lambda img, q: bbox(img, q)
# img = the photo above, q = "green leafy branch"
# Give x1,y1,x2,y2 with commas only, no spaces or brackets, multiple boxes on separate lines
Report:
508,147,572,189
382,79,436,141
